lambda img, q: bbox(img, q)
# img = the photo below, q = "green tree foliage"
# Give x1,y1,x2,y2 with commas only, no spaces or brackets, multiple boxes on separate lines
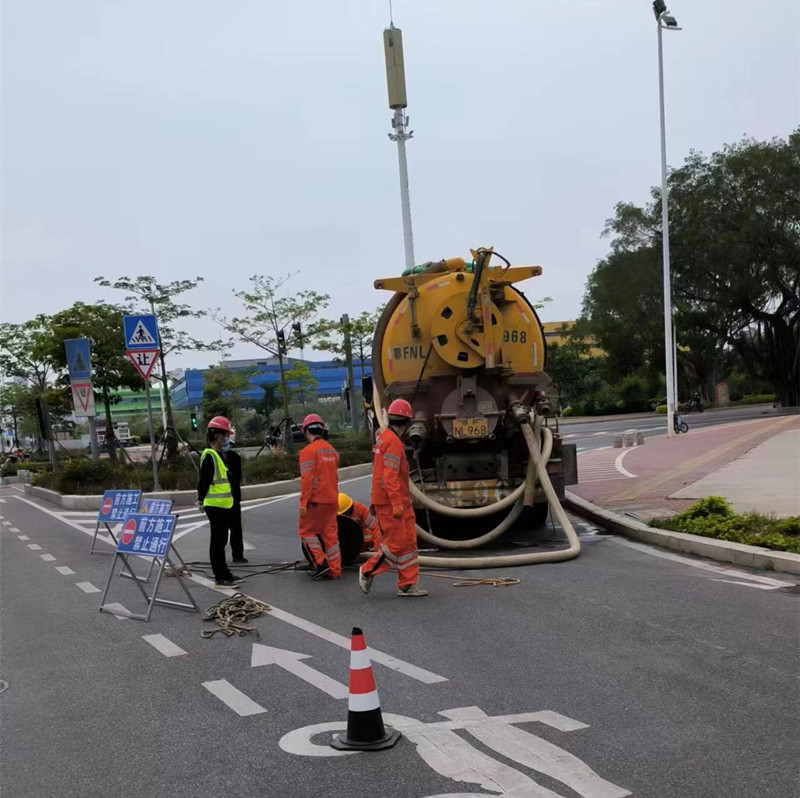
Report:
582,130,799,405
0,315,60,392
201,365,255,430
252,383,280,421
0,383,29,447
213,274,330,434
316,309,381,376
47,303,143,461
285,361,318,408
545,342,603,410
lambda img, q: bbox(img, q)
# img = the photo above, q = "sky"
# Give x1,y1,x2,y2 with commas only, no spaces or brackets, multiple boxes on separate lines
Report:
2,0,798,371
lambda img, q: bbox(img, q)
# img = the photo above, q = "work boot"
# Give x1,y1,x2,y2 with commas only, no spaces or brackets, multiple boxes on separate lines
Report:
358,569,373,595
215,578,242,588
232,556,249,564
397,584,428,597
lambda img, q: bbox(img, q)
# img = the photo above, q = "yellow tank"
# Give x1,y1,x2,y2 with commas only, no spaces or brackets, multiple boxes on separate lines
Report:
371,247,576,544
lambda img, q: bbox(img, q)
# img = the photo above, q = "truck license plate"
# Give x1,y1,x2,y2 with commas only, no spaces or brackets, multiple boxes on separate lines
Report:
452,418,489,439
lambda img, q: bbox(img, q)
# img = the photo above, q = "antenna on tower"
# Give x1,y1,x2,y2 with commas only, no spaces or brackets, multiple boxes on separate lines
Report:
389,0,394,25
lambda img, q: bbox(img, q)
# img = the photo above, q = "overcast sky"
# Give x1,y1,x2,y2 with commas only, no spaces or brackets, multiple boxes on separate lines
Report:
2,0,797,370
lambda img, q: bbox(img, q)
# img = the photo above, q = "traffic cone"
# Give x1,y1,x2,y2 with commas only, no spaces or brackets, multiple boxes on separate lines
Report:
330,627,401,751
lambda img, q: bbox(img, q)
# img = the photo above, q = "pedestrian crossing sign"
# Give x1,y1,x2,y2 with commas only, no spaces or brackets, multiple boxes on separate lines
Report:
123,315,159,350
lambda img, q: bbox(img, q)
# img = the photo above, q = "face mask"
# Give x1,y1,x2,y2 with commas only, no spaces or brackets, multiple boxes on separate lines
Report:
222,438,232,452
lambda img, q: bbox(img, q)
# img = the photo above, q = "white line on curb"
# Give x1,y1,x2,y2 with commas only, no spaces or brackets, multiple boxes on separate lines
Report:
143,634,188,657
202,680,266,716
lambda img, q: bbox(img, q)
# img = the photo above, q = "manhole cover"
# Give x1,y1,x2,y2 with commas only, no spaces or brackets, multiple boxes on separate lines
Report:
0,679,9,694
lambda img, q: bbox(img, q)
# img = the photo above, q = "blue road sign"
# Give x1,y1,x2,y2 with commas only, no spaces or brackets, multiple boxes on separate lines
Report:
140,498,173,515
123,315,159,351
64,338,92,381
117,513,175,557
97,490,142,523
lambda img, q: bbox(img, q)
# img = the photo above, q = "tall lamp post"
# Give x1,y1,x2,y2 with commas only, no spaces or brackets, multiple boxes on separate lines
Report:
653,0,681,437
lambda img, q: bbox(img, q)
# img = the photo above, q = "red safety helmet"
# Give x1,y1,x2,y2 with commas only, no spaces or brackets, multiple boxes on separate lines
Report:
207,416,233,433
387,398,413,419
302,413,325,431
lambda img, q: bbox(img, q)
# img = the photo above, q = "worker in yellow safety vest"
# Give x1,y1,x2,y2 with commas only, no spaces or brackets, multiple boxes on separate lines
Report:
197,416,241,588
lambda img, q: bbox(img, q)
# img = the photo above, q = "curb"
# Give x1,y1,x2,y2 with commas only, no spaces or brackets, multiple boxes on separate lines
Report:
564,490,800,576
23,462,373,511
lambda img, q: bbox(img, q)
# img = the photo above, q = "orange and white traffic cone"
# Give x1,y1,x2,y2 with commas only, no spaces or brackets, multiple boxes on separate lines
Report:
330,626,401,751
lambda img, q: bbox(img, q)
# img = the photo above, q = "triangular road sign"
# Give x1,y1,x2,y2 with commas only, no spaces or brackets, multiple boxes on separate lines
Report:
71,381,96,417
127,319,157,348
126,349,160,380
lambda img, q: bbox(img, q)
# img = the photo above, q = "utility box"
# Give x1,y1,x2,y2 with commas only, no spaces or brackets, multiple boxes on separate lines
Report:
383,26,408,109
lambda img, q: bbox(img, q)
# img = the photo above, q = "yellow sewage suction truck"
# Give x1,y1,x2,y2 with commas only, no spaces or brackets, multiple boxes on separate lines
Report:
368,247,580,567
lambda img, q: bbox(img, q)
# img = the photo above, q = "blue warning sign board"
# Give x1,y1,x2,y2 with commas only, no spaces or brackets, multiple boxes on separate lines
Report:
97,490,142,523
140,498,173,515
123,315,159,351
64,338,92,381
117,513,175,558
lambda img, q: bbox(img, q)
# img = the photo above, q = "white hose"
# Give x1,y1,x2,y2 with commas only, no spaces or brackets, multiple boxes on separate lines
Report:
370,383,581,567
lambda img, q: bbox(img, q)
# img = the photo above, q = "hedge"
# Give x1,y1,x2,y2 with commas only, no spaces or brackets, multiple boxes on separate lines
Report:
650,496,800,554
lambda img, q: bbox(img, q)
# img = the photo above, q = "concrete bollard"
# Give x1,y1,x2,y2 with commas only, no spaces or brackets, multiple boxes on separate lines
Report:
623,432,635,448
613,436,623,448
635,431,645,446
17,469,32,484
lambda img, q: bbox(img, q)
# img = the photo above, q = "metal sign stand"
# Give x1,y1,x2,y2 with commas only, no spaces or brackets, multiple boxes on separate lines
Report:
90,521,119,556
99,513,198,622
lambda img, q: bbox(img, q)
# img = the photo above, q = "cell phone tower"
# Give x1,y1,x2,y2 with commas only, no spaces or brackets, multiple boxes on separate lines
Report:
383,21,415,272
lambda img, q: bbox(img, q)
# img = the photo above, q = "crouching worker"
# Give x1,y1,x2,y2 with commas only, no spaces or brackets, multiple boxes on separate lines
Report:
359,399,427,597
298,414,341,579
338,492,381,554
197,416,241,588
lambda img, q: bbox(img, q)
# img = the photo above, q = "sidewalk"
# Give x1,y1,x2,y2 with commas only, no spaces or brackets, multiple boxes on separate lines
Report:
569,415,800,522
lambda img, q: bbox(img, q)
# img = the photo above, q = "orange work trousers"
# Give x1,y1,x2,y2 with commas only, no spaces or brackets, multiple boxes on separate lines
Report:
298,502,341,577
360,505,418,588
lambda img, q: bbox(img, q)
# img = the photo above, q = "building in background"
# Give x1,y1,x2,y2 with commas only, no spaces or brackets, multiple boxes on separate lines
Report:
171,357,371,411
106,388,165,419
542,321,604,358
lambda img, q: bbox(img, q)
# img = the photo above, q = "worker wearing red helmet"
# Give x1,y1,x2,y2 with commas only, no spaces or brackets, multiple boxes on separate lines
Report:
197,416,241,588
298,413,341,579
359,398,427,597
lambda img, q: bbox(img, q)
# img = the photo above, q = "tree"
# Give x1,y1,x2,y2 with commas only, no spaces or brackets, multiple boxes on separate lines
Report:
545,342,604,411
94,275,223,459
285,361,318,409
212,274,330,446
201,365,255,430
0,383,28,448
47,302,143,462
0,315,59,393
252,383,280,421
316,309,381,376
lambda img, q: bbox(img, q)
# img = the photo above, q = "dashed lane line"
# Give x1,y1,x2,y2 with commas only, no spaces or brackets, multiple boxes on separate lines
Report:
1,520,11,526
27,543,43,551
40,554,57,562
142,634,188,657
55,566,76,576
75,581,101,594
103,603,132,620
202,680,267,716
17,535,30,540
9,526,20,532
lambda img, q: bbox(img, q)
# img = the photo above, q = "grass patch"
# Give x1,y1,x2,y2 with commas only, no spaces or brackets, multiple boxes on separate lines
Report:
650,496,800,554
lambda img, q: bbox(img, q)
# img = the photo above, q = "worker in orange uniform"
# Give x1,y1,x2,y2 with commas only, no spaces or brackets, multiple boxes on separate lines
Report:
359,399,427,597
298,413,341,579
337,492,381,553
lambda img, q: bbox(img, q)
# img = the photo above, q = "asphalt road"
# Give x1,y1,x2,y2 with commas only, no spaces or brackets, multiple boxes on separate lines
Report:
1,467,798,798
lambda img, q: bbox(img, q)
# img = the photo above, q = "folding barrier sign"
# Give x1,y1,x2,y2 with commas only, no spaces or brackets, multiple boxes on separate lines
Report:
90,490,142,555
99,513,199,622
120,498,179,584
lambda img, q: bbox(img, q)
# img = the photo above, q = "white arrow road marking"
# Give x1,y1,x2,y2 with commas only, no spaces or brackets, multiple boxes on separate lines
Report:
251,644,348,699
190,572,448,684
203,680,266,716
143,633,187,656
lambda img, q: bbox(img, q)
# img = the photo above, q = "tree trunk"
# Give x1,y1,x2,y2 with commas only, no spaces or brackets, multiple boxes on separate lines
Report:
157,349,179,461
103,387,118,463
277,352,292,449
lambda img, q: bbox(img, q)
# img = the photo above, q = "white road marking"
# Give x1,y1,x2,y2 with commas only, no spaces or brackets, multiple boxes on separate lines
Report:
610,537,794,588
143,633,188,657
9,526,20,532
189,572,448,684
712,579,781,591
243,538,255,551
1,520,11,526
103,602,132,620
614,448,637,478
202,680,267,716
76,581,101,594
40,554,57,562
282,707,631,798
55,565,76,575
18,534,30,540
27,543,42,551
0,498,6,502
251,644,348,699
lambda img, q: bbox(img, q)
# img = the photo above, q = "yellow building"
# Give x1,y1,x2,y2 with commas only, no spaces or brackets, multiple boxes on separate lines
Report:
542,321,604,358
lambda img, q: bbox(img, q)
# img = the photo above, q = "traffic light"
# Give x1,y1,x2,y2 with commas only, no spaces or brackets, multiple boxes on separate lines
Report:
190,412,198,431
276,330,287,355
291,321,303,345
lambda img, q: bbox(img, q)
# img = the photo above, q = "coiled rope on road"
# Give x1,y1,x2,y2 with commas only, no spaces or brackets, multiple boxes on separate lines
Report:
201,592,271,639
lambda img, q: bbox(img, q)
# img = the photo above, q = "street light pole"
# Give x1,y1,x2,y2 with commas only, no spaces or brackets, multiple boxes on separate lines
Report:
653,1,681,437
